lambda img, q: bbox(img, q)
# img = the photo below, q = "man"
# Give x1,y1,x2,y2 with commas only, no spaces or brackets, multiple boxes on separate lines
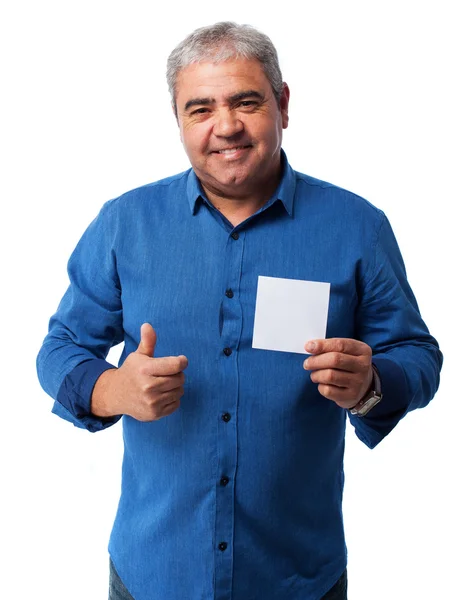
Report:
37,21,442,600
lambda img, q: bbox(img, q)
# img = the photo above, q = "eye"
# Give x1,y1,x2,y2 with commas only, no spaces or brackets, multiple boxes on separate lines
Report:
235,100,259,112
190,108,209,116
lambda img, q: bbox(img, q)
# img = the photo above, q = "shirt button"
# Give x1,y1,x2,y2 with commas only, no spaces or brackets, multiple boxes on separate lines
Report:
231,232,239,240
223,347,232,356
222,413,231,422
220,476,230,487
225,289,234,298
218,542,228,551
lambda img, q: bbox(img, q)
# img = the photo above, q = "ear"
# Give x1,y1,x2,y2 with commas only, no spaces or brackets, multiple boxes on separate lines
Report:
280,83,290,129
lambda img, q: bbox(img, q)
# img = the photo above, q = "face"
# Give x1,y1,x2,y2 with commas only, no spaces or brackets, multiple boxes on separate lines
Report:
174,58,289,200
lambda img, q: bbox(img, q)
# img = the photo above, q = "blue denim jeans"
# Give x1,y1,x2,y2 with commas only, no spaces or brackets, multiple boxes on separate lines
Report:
322,569,347,599
109,559,135,600
109,559,347,600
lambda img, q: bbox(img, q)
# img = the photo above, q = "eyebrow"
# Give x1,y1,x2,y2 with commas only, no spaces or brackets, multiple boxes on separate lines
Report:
184,90,264,112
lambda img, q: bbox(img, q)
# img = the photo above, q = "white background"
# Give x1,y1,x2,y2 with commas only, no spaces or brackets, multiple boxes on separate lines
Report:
1,1,466,598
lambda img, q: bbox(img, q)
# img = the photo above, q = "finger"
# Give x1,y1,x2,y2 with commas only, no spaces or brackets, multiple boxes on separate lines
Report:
159,398,181,418
143,387,184,409
138,397,182,422
143,355,189,377
309,368,356,388
316,382,348,401
137,323,157,357
158,389,184,410
303,352,365,373
304,338,372,357
316,383,360,408
143,372,185,394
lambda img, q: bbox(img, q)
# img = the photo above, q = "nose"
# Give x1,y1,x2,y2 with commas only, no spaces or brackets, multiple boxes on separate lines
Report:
213,108,244,138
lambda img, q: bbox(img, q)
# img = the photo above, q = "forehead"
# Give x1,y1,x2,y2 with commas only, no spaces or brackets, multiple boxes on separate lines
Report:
175,58,271,105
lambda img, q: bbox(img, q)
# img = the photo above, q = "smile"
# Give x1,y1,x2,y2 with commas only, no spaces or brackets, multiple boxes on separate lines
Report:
212,145,252,157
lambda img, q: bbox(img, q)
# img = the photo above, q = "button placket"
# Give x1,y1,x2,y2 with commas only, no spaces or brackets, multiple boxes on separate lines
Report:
214,229,243,599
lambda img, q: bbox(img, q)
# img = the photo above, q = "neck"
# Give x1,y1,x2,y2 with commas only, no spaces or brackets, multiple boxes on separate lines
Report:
204,190,269,226
201,168,283,227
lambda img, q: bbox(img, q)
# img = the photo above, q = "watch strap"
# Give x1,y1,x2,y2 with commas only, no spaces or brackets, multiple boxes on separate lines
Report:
349,364,382,417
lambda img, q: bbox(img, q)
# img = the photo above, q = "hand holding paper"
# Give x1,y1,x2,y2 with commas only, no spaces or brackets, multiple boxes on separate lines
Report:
302,338,374,409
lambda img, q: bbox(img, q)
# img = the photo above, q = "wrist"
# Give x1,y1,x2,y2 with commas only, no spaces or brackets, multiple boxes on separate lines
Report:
349,364,382,417
91,368,119,417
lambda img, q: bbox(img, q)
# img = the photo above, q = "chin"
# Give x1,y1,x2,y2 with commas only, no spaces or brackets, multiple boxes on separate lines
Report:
213,165,253,185
214,174,250,190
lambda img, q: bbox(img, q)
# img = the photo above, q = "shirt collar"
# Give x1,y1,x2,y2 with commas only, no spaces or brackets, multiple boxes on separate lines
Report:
186,149,296,218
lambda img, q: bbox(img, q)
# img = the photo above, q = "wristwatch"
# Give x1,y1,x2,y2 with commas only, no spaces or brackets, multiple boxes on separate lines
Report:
349,365,382,417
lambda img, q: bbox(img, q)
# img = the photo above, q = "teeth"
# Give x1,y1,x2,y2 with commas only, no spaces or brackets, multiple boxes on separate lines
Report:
218,147,247,154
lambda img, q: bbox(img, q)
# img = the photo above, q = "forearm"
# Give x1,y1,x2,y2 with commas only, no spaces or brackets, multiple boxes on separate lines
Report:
37,331,121,431
350,341,443,448
351,211,443,448
90,367,120,418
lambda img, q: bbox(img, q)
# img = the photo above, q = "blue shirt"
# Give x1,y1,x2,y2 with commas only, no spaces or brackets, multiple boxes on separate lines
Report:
37,152,442,600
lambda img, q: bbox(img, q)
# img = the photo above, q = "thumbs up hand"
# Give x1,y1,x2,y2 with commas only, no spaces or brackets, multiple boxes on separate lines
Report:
136,322,158,357
91,323,188,422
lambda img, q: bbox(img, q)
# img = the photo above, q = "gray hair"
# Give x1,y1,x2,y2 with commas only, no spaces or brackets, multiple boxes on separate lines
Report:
166,22,284,113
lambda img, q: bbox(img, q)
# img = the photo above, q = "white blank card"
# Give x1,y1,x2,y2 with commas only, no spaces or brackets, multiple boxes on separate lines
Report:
252,276,330,355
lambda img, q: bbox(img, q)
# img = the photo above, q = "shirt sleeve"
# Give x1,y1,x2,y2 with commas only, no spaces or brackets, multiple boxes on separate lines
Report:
36,200,125,432
349,211,443,448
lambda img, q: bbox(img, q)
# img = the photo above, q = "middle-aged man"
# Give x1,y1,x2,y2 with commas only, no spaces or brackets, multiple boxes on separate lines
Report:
37,21,442,600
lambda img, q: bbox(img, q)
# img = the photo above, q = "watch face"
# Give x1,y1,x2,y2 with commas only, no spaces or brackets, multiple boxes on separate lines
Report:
360,394,382,415
350,392,382,416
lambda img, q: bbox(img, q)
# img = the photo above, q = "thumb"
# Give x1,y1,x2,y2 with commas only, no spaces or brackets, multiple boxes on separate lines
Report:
136,323,157,357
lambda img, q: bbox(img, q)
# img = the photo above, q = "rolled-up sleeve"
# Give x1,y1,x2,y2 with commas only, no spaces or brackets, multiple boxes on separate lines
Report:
37,200,124,431
350,212,443,448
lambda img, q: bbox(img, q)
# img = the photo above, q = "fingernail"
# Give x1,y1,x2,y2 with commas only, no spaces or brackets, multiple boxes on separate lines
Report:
306,341,316,352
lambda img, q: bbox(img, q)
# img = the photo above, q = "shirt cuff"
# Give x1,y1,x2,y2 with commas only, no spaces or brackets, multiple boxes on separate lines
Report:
349,356,410,449
53,359,121,432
